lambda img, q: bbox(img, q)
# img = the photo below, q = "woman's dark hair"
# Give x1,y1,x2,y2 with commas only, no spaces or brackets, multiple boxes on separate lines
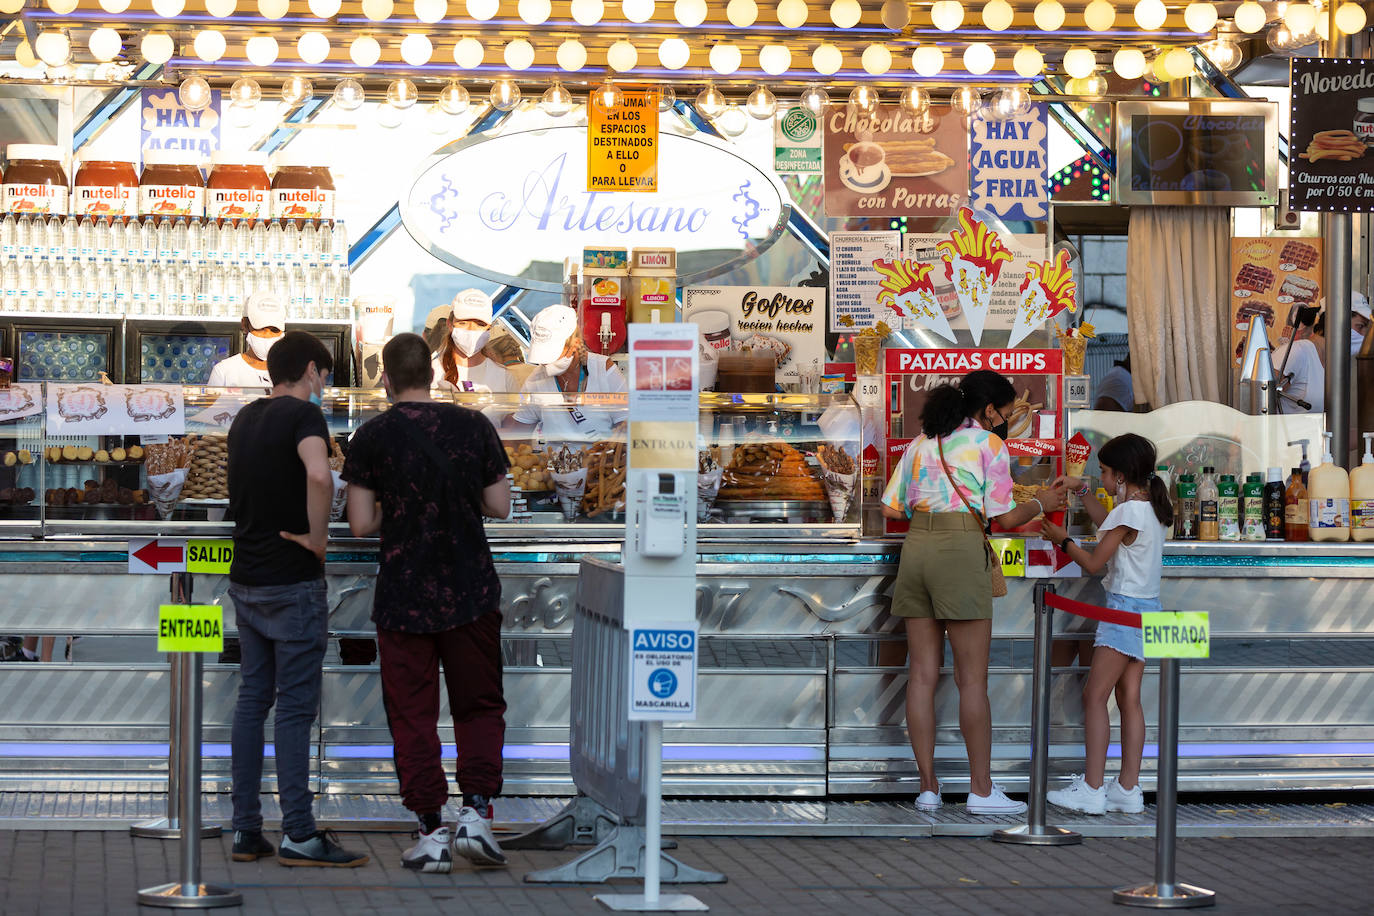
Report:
1098,433,1173,527
919,369,1016,439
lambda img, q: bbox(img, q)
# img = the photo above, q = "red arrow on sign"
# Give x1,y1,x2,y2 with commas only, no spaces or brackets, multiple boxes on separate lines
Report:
133,539,184,571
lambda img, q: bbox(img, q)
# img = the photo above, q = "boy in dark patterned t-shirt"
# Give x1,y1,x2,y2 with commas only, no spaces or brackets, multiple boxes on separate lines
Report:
343,333,512,872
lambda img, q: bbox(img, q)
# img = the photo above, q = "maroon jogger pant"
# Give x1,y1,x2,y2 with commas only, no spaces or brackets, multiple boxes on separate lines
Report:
377,611,506,814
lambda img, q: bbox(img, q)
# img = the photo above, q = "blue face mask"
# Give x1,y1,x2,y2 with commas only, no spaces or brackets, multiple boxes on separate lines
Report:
308,392,323,407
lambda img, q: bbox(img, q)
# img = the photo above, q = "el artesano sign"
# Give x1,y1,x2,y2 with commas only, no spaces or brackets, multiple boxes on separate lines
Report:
404,125,790,291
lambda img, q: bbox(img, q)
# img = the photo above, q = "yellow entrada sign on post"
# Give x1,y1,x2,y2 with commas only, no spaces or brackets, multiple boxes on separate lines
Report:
158,604,225,653
1141,611,1210,659
588,85,659,193
186,539,234,573
990,537,1025,577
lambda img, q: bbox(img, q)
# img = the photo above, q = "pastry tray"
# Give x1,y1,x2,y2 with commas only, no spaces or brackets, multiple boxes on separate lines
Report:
714,499,829,522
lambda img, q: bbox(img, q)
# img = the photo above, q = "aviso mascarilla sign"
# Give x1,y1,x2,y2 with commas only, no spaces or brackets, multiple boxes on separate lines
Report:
404,126,789,292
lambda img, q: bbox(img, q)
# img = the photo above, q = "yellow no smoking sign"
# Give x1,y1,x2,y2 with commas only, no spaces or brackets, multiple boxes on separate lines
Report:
1142,612,1210,659
158,605,224,653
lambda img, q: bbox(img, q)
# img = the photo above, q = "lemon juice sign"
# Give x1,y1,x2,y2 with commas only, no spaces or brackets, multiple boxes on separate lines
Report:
775,107,822,173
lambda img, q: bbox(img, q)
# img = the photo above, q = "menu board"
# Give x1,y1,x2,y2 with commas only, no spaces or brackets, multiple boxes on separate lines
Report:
1289,57,1374,212
829,230,901,331
587,84,659,193
1228,236,1324,367
681,286,826,384
1116,100,1278,206
822,104,968,217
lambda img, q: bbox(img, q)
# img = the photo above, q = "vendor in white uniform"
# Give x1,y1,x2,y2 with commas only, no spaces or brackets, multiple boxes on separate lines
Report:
511,305,627,442
207,291,286,388
1273,304,1325,415
430,288,517,393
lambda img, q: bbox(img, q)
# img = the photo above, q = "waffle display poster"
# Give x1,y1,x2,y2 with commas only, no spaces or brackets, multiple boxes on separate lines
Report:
902,228,1047,343
1228,236,1323,367
46,384,185,436
682,286,826,384
1289,58,1374,211
822,103,969,217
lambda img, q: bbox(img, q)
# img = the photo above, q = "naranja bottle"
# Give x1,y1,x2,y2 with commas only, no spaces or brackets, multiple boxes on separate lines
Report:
1351,433,1374,543
1307,431,1351,542
1263,467,1286,541
1198,466,1220,541
1285,466,1309,541
1175,473,1199,540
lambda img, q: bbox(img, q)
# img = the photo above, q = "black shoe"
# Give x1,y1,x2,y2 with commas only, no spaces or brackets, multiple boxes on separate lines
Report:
277,830,369,868
232,830,275,862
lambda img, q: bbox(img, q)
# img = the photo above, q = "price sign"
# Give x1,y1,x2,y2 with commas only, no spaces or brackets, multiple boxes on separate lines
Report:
158,604,224,653
1142,611,1210,659
990,536,1026,577
588,84,659,193
854,376,883,409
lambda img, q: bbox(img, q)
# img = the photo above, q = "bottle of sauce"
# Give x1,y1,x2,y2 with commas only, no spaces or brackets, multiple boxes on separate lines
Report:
1351,433,1374,543
1175,473,1199,540
207,151,270,222
1218,473,1241,541
270,153,335,222
73,155,138,219
1263,467,1286,541
1307,431,1351,542
139,149,205,219
1242,472,1265,541
1198,466,1219,541
1285,466,1309,541
3,145,68,216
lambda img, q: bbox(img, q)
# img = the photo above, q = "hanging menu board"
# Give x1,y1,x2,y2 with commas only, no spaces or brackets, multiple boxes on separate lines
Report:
829,230,901,331
588,85,659,193
1289,57,1374,211
1116,100,1278,206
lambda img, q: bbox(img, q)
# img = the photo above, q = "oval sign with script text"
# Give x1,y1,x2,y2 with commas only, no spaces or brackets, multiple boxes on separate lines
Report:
402,125,791,292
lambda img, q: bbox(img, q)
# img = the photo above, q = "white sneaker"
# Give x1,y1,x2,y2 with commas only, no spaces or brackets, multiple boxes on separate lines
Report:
453,805,507,867
965,783,1028,816
915,782,942,812
1047,774,1107,815
401,826,452,873
1105,778,1145,814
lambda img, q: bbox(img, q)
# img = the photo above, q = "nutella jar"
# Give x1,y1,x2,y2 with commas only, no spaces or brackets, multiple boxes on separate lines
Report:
270,154,335,221
207,151,270,221
3,144,69,216
139,149,205,219
74,155,138,218
1355,97,1374,146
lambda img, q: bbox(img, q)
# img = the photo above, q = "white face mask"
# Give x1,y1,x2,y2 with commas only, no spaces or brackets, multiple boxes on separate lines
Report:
246,333,280,361
451,326,490,357
1353,331,1365,356
543,354,575,377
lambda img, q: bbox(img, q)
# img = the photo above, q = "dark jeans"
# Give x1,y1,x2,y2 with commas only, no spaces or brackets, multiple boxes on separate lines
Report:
229,579,328,838
378,612,506,814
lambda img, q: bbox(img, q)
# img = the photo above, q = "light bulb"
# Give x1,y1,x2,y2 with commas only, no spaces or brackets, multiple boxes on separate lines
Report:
659,37,690,69
387,77,418,109
1284,1,1317,34
400,33,432,66
413,0,446,21
519,0,551,23
14,40,35,68
89,28,122,62
760,44,792,75
912,45,944,77
898,85,930,114
490,78,521,111
140,32,174,66
351,36,381,67
553,39,587,71
1033,0,1065,30
715,104,747,137
282,75,314,105
435,81,469,114
453,36,484,68
1113,47,1147,79
964,42,995,75
608,39,638,71
245,35,279,66
799,83,829,114
862,43,892,74
931,0,964,30
593,79,624,112
622,0,655,21
696,82,727,118
1183,1,1217,32
812,43,842,75
333,78,366,110
179,76,213,112
1067,72,1109,96
1013,45,1044,77
34,31,68,68
205,0,235,13
676,0,708,25
1063,47,1096,79
98,0,131,11
504,38,535,70
848,84,879,113
880,0,908,27
310,0,342,15
466,0,498,18
377,104,403,128
151,0,184,16
1164,46,1194,78
982,0,1013,30
297,31,331,65
571,0,604,23
950,85,982,117
746,85,777,118
1199,38,1243,72
193,30,226,63
1134,0,1166,29
830,0,861,27
541,81,574,117
659,86,676,110
1083,0,1115,29
46,0,77,11
710,43,741,74
1337,2,1368,33
989,85,1032,120
361,0,393,18
258,0,289,18
727,0,758,25
229,76,261,108
776,0,808,28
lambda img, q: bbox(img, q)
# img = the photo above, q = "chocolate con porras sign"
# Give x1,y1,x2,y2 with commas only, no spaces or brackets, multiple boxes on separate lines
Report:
1290,58,1374,211
403,125,790,292
822,104,969,217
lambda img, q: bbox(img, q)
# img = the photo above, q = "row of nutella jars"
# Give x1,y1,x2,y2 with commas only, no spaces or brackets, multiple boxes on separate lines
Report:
1,144,335,222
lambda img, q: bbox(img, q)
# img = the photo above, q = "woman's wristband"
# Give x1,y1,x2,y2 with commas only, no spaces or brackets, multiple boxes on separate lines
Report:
1072,483,1090,496
1030,496,1045,515
1059,536,1075,553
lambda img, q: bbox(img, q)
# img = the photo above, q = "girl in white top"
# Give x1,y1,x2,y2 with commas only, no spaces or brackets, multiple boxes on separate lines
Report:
1040,433,1172,817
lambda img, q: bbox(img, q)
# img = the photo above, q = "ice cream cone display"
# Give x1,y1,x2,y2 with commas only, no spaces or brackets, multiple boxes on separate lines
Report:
872,258,957,344
1009,248,1078,348
1056,322,1094,376
935,208,1015,345
817,444,858,522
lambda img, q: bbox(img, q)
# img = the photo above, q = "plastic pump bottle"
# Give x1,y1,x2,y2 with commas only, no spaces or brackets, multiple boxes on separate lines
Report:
1350,433,1374,542
1288,439,1311,486
1307,431,1351,542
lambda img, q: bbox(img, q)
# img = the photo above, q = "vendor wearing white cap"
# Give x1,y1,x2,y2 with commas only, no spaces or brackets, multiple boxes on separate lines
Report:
1351,292,1371,356
511,305,626,441
430,288,516,393
207,291,286,388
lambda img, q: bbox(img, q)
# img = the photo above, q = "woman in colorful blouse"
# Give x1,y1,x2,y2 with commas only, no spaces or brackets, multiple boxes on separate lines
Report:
881,369,1066,817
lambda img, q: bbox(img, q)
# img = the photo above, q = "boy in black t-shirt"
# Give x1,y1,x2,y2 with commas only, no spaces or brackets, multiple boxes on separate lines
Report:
226,330,367,869
343,333,511,872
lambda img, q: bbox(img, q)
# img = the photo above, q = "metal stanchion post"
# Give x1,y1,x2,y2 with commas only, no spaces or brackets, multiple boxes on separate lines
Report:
996,582,1081,845
1113,657,1215,908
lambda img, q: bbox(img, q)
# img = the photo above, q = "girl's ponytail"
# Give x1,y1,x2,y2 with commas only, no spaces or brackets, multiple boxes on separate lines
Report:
1099,432,1173,527
1148,473,1174,528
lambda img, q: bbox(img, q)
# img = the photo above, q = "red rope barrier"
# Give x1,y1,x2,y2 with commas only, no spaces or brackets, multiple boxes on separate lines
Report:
1043,592,1143,629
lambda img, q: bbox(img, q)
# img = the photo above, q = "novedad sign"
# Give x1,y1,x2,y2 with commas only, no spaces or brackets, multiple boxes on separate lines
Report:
404,125,790,292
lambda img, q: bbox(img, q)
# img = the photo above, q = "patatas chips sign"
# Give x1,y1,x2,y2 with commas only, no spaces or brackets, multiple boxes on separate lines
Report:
823,104,969,217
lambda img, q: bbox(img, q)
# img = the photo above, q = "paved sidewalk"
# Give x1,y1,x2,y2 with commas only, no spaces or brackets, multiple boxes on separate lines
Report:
2,829,1371,914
